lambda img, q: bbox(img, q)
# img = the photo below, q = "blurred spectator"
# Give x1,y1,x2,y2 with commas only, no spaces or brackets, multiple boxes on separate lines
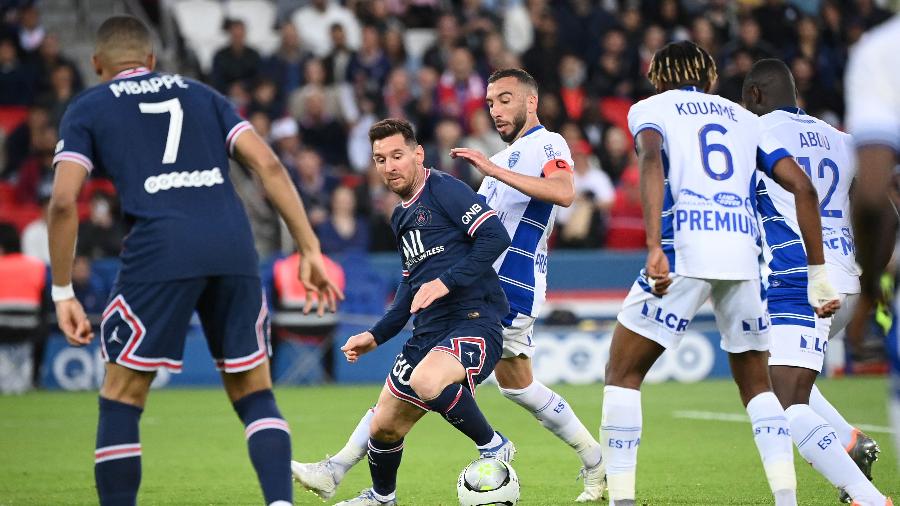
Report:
293,147,339,226
247,78,283,120
554,0,618,62
752,0,801,49
316,185,370,255
655,0,690,41
535,92,565,133
14,124,55,205
406,66,439,145
479,31,515,77
271,117,302,171
249,110,272,140
559,54,587,121
34,34,83,98
720,17,777,68
77,192,124,259
784,16,841,92
293,0,362,58
383,67,413,120
296,86,348,167
347,24,392,96
17,4,44,53
38,64,76,126
323,24,353,84
262,22,311,101
852,0,892,30
792,56,841,118
717,48,754,104
461,109,505,161
620,3,644,51
0,222,46,394
501,0,531,55
436,47,484,131
71,255,110,315
383,26,407,70
0,36,34,105
556,143,614,249
211,19,261,93
3,105,47,179
522,14,563,93
598,126,633,186
347,94,378,173
225,80,252,116
636,25,666,98
368,186,400,252
691,17,719,59
21,187,50,263
455,0,499,51
605,166,646,250
423,13,461,72
426,118,470,183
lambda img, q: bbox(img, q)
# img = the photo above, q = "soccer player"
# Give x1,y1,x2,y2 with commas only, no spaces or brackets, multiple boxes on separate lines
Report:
845,14,900,469
47,16,342,506
293,69,607,502
333,118,513,506
602,41,839,506
743,58,890,506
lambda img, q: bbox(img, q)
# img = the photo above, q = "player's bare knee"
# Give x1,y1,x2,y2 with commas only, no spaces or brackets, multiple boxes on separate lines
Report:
494,357,532,389
369,418,404,443
100,364,154,407
408,368,446,401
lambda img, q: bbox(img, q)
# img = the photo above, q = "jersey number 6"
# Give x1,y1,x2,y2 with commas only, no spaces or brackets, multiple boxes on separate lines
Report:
139,98,184,164
698,123,734,181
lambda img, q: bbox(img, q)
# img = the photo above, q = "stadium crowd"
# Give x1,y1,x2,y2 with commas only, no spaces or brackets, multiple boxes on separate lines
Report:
0,0,895,266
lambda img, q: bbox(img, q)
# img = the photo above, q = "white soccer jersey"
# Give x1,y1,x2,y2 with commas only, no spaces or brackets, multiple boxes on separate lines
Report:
756,108,860,294
627,87,791,280
478,125,572,317
845,15,900,155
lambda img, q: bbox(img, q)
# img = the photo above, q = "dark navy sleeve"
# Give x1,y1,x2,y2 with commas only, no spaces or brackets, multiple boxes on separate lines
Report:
208,85,253,156
432,176,511,290
369,280,413,345
53,96,95,173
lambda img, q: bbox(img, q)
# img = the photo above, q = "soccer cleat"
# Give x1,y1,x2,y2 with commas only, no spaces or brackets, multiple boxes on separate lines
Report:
839,429,881,503
333,488,396,506
575,459,607,502
291,457,341,500
479,432,516,463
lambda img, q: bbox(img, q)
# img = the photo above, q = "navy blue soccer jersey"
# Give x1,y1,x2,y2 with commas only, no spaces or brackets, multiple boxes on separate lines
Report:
369,169,511,343
53,67,258,282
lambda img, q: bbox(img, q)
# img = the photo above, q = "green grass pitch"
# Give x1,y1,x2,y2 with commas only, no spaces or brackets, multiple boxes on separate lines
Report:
1,378,897,505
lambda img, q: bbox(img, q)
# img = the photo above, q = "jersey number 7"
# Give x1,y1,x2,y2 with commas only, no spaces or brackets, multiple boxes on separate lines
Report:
139,98,183,164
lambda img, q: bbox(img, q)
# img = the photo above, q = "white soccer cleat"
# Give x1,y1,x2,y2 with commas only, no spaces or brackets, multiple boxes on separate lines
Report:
291,457,340,500
575,460,607,502
333,488,396,506
479,432,517,463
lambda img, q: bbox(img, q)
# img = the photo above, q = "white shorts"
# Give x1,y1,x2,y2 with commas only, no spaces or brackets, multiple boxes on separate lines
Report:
617,274,769,353
501,312,536,358
767,292,858,372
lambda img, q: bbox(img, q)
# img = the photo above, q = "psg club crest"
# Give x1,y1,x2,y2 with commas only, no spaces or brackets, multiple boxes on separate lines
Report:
508,151,520,168
414,205,432,227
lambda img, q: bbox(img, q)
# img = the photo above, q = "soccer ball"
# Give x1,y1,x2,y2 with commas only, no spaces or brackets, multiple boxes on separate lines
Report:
456,457,520,506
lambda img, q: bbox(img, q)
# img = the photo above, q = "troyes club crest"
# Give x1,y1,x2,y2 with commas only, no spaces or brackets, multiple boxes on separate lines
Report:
413,205,432,227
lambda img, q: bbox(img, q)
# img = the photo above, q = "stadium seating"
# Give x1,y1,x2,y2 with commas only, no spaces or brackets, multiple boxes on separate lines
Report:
224,0,279,55
169,0,228,74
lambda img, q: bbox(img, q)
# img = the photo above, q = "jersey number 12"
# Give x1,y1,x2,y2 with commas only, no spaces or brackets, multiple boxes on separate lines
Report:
139,98,183,164
796,156,842,218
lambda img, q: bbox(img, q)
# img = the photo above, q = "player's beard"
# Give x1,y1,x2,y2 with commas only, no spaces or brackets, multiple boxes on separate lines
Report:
498,109,527,143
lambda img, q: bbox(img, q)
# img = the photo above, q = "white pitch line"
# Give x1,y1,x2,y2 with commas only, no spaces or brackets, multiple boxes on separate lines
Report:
672,410,895,435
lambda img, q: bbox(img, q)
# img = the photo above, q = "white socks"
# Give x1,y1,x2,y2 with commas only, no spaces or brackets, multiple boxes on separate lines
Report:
746,392,796,506
600,386,641,501
809,384,855,445
500,381,603,468
330,407,375,477
786,404,886,506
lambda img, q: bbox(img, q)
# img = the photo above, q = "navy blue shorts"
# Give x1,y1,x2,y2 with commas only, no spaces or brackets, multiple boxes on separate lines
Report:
99,276,270,374
386,320,503,411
